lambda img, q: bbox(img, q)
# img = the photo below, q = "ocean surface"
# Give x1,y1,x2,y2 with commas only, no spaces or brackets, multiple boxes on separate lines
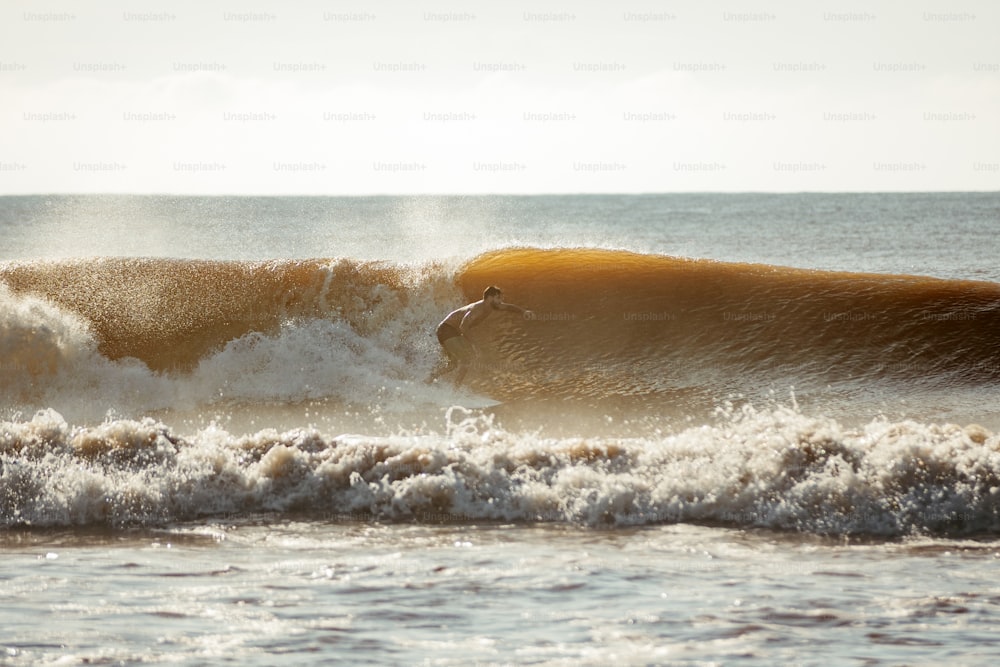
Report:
2,192,1000,665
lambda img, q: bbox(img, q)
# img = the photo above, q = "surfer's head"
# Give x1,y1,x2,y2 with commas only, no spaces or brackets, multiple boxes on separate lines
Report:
484,285,503,308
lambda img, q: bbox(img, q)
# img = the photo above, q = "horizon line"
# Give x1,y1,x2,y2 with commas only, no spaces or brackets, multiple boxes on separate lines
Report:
2,189,998,198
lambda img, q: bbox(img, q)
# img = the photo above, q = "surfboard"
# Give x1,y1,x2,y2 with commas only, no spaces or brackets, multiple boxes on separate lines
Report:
424,380,501,409
452,394,502,409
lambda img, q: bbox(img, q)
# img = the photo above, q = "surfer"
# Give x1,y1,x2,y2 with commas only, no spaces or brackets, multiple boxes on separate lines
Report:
430,286,532,386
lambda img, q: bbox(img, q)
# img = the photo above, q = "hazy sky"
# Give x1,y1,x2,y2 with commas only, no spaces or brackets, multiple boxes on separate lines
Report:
2,0,997,194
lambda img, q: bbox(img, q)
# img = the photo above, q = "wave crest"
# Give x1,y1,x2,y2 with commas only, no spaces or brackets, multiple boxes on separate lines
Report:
3,249,1000,418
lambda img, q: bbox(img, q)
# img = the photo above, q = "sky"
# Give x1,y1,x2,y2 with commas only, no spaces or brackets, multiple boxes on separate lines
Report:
1,0,998,194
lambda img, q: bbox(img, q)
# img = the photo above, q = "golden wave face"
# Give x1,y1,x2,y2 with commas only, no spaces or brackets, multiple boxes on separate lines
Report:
459,248,1000,399
3,248,999,402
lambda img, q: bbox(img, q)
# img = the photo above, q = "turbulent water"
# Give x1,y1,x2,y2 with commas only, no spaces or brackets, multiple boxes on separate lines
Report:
2,193,1000,665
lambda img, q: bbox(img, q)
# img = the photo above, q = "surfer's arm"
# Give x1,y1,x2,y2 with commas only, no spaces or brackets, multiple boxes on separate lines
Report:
458,308,480,335
499,302,533,318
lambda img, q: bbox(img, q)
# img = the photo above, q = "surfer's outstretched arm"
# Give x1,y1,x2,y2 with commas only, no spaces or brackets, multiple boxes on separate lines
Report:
498,302,532,318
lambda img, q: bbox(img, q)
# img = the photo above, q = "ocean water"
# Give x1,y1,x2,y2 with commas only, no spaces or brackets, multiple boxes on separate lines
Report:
2,193,1000,665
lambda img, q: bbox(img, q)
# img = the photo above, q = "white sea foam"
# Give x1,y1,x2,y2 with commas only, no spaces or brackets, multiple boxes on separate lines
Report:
2,403,998,535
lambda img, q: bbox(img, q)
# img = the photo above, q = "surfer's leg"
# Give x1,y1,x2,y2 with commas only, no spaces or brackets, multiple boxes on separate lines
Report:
429,336,467,383
442,337,474,386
